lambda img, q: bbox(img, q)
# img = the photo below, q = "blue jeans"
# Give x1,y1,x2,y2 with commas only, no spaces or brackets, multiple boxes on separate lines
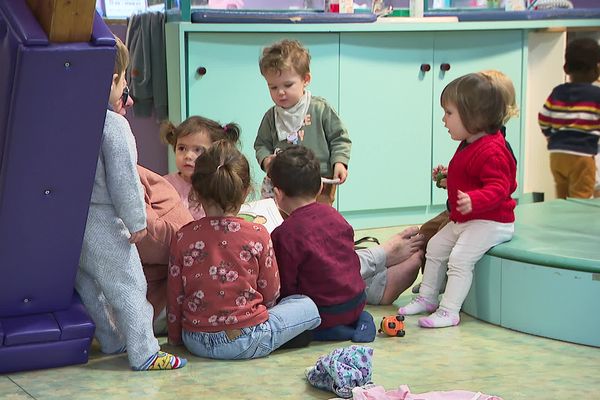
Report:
182,295,321,360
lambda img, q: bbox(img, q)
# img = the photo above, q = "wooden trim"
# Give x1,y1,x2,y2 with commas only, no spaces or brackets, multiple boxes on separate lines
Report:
534,27,567,33
26,0,96,42
104,18,129,25
536,26,600,33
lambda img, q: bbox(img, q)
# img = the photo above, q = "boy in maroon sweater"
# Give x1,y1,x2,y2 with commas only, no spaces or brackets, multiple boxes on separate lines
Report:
270,145,376,342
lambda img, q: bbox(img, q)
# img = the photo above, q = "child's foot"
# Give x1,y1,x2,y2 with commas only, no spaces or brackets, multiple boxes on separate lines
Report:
418,308,460,328
383,227,425,266
397,296,438,315
352,311,376,343
133,351,187,371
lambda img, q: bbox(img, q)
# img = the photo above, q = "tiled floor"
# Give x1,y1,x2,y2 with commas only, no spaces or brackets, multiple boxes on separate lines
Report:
2,226,599,399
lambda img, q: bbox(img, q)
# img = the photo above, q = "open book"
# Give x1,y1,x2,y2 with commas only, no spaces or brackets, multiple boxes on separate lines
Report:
238,198,284,233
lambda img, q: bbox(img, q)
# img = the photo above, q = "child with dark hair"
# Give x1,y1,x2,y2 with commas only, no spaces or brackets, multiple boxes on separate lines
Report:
167,141,321,359
269,145,376,342
539,37,600,199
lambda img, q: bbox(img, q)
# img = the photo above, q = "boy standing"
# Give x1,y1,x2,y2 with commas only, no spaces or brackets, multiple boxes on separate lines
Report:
539,38,600,199
255,39,351,205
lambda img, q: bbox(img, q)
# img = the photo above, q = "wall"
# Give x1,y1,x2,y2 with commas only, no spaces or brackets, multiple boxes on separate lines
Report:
109,23,168,175
523,31,566,201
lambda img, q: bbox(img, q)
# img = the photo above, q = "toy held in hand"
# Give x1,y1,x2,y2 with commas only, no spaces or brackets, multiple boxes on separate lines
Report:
435,171,447,188
432,164,448,189
378,315,405,337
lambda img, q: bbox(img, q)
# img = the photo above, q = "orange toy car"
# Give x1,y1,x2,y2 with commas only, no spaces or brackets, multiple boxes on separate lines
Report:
378,315,405,337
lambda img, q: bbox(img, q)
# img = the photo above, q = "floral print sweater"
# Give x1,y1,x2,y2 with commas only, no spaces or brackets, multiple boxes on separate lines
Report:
167,217,280,344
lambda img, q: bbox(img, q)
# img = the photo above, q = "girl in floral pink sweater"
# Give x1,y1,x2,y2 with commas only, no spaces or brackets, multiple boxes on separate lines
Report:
167,141,321,359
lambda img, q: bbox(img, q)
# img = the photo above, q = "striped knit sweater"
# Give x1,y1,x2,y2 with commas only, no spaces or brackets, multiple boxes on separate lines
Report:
538,82,600,156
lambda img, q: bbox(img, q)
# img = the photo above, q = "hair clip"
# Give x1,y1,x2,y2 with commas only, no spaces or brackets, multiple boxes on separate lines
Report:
223,124,228,132
216,163,225,171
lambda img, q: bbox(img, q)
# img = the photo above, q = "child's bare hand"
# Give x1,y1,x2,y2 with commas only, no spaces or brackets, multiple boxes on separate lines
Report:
456,190,472,215
333,163,348,184
262,155,275,172
383,226,425,266
129,228,147,244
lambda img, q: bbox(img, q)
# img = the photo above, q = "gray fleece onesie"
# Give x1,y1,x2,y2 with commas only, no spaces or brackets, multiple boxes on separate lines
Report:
76,110,159,368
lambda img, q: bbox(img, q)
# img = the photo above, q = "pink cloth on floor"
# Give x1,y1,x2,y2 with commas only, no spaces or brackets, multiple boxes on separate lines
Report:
338,384,502,400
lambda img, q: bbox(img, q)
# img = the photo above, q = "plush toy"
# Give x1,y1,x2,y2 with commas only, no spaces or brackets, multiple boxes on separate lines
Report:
435,171,447,188
432,164,448,189
378,315,405,337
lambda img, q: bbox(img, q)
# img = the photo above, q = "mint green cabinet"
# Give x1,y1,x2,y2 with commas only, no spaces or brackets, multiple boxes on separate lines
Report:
431,31,523,205
170,27,525,227
337,31,523,217
338,33,435,212
186,33,339,184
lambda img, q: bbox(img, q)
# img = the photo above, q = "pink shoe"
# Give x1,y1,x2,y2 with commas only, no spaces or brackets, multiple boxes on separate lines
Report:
397,296,438,316
418,309,460,328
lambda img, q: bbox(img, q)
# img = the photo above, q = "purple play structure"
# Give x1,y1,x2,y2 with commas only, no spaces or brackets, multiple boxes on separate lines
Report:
0,0,115,373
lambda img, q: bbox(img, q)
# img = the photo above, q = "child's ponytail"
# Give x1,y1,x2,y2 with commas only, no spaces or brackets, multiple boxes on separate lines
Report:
191,140,250,214
221,122,241,144
159,120,178,148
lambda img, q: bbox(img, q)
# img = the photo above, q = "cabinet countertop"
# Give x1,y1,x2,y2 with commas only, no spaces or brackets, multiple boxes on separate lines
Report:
168,18,600,33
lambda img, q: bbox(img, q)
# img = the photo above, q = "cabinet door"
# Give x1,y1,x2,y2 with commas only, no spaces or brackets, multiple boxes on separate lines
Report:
338,32,434,213
431,31,523,205
187,33,339,190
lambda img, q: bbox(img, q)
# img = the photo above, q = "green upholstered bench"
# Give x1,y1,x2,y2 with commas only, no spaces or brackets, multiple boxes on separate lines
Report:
462,199,600,347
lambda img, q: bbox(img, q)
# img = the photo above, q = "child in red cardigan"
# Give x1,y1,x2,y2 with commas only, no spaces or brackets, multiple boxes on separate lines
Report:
398,72,517,328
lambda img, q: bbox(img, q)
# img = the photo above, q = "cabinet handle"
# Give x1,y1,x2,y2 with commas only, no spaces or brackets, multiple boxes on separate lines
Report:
196,67,207,76
420,63,431,72
440,63,451,72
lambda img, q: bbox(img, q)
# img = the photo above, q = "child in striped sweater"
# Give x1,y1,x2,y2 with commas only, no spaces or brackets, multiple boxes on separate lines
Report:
538,37,600,199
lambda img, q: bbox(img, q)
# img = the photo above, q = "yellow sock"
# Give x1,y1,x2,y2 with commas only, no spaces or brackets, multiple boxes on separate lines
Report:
134,351,187,371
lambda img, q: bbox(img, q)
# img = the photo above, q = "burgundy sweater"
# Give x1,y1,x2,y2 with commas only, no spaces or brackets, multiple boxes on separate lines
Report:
271,202,365,330
447,131,517,223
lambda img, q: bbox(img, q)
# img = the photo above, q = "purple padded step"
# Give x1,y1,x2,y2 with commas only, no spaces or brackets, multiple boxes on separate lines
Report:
0,338,92,374
55,297,96,341
1,314,61,346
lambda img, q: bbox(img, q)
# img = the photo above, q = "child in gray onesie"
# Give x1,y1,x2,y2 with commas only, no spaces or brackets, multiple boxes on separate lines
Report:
75,37,186,371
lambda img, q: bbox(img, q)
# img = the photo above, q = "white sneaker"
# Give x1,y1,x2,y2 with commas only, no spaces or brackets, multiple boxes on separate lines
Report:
397,296,438,316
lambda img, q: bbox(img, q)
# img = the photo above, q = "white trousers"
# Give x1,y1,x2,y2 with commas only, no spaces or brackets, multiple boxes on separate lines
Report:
420,219,514,313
